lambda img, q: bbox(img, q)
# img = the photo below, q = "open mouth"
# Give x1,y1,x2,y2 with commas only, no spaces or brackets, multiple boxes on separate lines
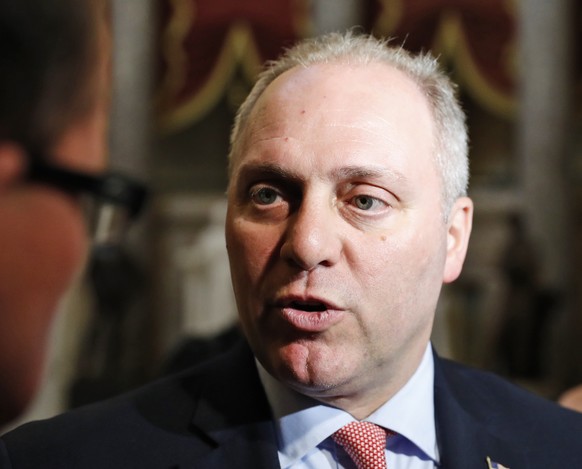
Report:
275,297,345,332
288,300,328,312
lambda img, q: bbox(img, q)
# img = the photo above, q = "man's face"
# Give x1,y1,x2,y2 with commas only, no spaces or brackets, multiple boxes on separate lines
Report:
226,62,471,414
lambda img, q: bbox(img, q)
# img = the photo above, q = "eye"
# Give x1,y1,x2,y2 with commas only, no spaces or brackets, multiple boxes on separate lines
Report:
352,195,383,211
250,186,280,205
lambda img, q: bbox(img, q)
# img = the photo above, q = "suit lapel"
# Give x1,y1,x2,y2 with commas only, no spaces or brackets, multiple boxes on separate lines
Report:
433,354,527,469
193,421,279,468
188,340,281,468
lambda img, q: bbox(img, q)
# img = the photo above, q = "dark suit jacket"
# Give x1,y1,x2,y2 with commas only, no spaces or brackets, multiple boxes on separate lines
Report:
1,340,582,468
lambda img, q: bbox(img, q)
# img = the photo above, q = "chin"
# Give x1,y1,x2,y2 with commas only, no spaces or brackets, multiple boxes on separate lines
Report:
275,341,354,391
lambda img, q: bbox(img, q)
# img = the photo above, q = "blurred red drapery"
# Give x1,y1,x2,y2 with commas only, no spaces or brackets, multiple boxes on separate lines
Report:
156,0,309,133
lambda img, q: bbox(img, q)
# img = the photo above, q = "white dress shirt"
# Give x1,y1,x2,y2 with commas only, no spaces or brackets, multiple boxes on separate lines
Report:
257,343,439,468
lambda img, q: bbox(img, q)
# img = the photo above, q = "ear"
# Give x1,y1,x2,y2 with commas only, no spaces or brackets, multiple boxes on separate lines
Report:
443,196,473,284
0,143,26,190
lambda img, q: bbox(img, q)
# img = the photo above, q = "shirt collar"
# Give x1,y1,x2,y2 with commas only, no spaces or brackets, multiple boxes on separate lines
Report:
367,343,439,461
257,343,438,466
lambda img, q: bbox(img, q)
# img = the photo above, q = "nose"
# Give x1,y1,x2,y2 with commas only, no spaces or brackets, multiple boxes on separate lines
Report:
280,198,342,271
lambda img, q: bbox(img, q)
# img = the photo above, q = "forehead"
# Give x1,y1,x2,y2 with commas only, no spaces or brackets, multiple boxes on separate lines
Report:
233,62,436,182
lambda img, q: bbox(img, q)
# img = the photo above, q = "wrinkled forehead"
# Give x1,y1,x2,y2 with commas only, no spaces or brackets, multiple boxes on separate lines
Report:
231,62,437,173
259,62,430,118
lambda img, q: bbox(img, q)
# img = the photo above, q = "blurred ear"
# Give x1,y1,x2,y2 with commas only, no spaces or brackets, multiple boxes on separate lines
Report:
0,143,26,189
443,196,473,284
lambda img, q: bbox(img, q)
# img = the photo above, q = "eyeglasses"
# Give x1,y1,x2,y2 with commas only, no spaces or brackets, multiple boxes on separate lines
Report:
26,153,149,245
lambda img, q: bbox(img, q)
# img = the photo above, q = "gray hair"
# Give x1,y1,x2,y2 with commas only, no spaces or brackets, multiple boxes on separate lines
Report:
229,31,469,216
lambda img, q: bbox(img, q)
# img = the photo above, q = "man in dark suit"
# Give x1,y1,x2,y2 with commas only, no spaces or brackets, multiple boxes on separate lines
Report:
2,31,582,468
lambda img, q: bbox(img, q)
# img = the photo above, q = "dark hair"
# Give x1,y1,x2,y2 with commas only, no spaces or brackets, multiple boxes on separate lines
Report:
0,0,105,153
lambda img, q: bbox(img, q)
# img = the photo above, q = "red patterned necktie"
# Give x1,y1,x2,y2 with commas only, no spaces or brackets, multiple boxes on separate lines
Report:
332,421,390,469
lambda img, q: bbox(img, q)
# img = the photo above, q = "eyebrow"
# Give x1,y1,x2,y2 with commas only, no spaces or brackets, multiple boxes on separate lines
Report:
330,165,407,184
234,162,409,188
236,162,303,184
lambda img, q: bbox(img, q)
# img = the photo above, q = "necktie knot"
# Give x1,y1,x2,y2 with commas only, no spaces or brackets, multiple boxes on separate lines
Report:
332,421,389,469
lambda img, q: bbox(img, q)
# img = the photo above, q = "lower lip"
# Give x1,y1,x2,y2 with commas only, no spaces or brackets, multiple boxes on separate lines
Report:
277,308,345,332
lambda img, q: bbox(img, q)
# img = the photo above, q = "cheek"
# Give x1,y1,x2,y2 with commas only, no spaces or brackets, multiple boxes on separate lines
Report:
0,188,88,314
29,190,85,259
355,228,446,309
28,191,88,279
0,189,88,418
226,217,279,287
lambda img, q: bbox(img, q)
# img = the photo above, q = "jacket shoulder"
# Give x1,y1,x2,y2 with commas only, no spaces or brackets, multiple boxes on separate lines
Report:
436,357,582,440
0,343,258,468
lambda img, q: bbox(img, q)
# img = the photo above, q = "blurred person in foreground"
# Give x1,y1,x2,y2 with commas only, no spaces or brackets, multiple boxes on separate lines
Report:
0,0,145,428
2,31,582,468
